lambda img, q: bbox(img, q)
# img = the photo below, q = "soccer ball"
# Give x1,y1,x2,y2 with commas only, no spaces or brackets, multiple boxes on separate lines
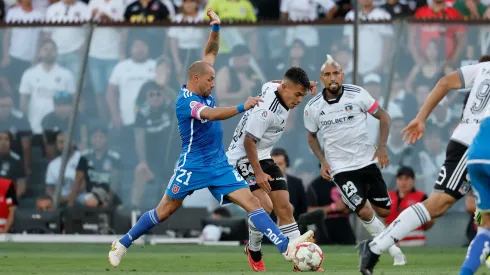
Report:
292,242,324,272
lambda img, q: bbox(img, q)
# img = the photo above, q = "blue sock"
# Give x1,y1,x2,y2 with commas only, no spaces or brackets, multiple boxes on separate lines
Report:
119,209,160,248
460,228,490,275
248,208,289,253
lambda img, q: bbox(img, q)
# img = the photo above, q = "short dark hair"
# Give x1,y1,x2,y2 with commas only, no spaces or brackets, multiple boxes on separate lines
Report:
396,166,415,179
39,39,57,50
212,207,231,218
284,67,311,91
37,194,53,202
479,55,490,63
271,147,289,167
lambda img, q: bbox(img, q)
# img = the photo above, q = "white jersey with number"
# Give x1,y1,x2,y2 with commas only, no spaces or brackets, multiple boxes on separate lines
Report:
451,62,490,146
304,84,380,176
226,82,289,166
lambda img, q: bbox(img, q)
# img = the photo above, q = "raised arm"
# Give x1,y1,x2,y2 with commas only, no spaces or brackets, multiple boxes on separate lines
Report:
199,97,262,121
202,8,221,66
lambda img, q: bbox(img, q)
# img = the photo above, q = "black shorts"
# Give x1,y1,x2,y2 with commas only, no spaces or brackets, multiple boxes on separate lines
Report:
236,159,288,192
433,140,471,200
333,164,390,213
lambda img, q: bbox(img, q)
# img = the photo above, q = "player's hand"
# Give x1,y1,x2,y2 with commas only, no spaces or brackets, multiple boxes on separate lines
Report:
244,96,263,110
320,160,333,181
372,145,390,169
255,171,273,193
309,81,318,95
401,118,426,145
206,8,221,25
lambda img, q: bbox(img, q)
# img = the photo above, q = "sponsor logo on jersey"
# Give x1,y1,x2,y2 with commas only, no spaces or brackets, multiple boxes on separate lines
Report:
350,194,363,206
275,177,285,181
189,101,198,108
320,111,325,116
206,99,211,105
321,115,355,125
372,197,390,201
345,104,353,112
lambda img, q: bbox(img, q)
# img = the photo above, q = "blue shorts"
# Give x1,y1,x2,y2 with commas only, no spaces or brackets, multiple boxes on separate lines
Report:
165,165,248,205
467,160,490,212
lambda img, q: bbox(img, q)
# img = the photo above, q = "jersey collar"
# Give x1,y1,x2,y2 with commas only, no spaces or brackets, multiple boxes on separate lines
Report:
275,90,289,111
323,85,344,105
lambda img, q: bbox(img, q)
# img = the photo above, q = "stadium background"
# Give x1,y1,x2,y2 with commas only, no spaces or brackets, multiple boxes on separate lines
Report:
0,0,488,250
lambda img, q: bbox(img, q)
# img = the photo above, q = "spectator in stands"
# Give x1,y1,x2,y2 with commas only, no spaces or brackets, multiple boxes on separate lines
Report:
45,131,82,206
306,168,355,245
107,39,156,130
0,132,26,198
132,81,179,209
390,72,418,125
154,57,177,99
249,0,280,20
168,0,205,83
384,115,421,188
69,124,122,208
124,0,174,23
344,0,393,75
205,0,257,22
0,92,31,176
44,0,90,78
36,194,54,211
3,0,44,102
411,0,465,67
406,39,447,92
281,0,337,58
385,167,434,246
418,127,446,194
0,177,17,233
19,39,75,136
329,41,353,83
271,148,307,221
381,0,413,17
41,91,88,159
88,0,127,120
453,0,490,19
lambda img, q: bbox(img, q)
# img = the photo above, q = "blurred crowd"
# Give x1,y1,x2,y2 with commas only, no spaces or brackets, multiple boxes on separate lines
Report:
0,0,488,237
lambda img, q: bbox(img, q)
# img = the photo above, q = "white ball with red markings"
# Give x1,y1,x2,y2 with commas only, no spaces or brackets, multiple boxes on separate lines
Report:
292,242,324,272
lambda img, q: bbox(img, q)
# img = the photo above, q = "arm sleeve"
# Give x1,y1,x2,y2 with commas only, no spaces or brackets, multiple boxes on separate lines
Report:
45,161,57,185
177,95,209,121
244,108,274,142
303,104,319,133
458,63,482,89
359,88,380,115
76,156,88,172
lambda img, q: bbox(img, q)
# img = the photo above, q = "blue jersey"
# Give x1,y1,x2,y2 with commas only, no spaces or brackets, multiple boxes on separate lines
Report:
175,85,228,170
468,117,490,161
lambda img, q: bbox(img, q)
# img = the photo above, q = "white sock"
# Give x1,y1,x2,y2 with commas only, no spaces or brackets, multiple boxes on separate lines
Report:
248,221,264,252
369,203,431,255
361,214,403,256
279,222,301,240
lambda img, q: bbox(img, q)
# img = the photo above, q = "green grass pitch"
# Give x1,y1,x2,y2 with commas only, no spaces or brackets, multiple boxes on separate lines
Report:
1,243,489,274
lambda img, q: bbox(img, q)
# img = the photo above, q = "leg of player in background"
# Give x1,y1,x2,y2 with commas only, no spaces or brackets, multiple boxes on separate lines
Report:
460,163,490,275
357,202,406,265
226,188,314,261
108,194,184,267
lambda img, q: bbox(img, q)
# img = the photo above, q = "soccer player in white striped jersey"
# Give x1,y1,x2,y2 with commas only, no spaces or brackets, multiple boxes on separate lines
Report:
304,55,406,267
359,55,490,275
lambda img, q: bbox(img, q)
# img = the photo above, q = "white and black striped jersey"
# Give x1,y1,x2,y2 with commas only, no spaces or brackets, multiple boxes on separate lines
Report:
226,82,289,166
304,84,380,175
451,62,490,146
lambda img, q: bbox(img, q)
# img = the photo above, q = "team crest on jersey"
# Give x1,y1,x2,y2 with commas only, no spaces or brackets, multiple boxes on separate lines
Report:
259,110,269,120
171,184,180,194
345,104,353,112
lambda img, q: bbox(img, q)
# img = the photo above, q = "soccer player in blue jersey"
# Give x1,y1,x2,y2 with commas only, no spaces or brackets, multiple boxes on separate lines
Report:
108,8,314,268
459,110,490,275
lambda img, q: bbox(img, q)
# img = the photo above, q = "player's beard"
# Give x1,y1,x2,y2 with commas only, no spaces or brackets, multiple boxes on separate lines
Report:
326,82,341,95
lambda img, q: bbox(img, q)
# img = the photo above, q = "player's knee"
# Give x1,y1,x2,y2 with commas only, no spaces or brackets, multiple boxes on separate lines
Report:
423,193,456,219
244,195,262,212
155,195,182,220
357,202,373,221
